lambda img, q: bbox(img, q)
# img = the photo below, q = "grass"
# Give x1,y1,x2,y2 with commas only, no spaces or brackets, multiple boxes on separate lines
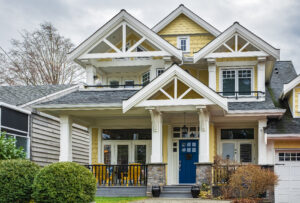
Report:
95,197,147,203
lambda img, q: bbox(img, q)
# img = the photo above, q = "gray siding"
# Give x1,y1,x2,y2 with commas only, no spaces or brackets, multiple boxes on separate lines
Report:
31,113,89,166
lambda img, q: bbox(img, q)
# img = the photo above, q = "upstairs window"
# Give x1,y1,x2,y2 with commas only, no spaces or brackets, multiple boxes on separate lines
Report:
142,71,150,86
156,68,164,76
109,80,119,88
222,69,252,96
124,80,134,88
177,36,190,52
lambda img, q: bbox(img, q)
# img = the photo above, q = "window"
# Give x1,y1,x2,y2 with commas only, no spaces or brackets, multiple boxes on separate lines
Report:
135,145,146,164
102,129,151,140
117,145,129,165
109,80,119,88
177,36,190,52
104,145,111,164
222,69,252,96
156,68,164,76
221,129,254,140
124,80,134,88
278,152,300,162
173,126,199,139
142,71,150,86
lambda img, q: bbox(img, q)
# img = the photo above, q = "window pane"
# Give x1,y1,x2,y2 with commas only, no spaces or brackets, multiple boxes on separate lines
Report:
222,70,235,96
104,145,111,164
222,143,235,160
117,145,128,165
221,129,254,140
239,78,251,95
240,144,252,162
124,80,134,88
180,39,186,51
16,136,27,153
142,72,150,86
135,145,146,164
102,129,151,140
110,80,119,88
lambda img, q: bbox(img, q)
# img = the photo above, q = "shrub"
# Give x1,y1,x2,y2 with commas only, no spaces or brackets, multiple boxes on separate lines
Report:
229,165,278,199
32,162,97,203
0,132,26,160
0,159,40,203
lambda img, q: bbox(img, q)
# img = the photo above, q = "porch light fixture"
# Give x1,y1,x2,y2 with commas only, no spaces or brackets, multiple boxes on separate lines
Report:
182,112,188,137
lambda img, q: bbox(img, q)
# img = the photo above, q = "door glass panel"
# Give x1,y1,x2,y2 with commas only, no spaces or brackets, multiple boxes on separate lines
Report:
222,143,235,161
104,145,111,164
117,145,128,165
240,144,252,162
135,145,146,164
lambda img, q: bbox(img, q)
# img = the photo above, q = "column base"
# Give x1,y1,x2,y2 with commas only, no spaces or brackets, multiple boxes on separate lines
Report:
195,162,213,186
146,163,167,197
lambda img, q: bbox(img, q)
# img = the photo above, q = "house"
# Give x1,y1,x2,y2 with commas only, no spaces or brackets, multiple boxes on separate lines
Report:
6,4,295,201
0,85,90,166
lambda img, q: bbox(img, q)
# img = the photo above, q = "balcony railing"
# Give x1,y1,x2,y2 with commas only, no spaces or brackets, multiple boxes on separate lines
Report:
85,164,148,186
217,91,265,100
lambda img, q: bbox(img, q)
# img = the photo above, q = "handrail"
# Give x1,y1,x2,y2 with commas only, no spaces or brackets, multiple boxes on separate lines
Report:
85,164,148,187
216,91,265,100
84,84,145,88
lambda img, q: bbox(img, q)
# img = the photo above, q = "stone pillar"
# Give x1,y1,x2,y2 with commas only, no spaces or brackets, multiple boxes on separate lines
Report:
195,163,213,185
149,109,163,163
146,163,166,197
257,57,266,94
208,58,216,91
258,119,267,165
59,115,72,162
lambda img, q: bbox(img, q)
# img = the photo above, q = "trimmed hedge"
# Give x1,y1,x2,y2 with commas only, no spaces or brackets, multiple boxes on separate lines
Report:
0,159,40,203
32,162,97,203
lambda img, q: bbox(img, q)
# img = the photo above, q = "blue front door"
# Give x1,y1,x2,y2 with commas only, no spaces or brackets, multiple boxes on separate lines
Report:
179,140,198,184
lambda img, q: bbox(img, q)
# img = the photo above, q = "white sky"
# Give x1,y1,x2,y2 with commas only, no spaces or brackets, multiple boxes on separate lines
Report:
0,0,299,72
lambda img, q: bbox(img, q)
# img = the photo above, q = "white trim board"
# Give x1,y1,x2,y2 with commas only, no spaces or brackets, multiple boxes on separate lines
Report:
0,102,31,115
194,22,280,62
152,4,220,37
282,75,300,99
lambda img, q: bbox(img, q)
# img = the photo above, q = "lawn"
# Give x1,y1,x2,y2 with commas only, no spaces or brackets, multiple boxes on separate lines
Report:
95,197,147,203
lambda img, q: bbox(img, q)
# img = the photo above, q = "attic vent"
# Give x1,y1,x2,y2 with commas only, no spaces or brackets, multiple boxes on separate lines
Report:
275,71,279,74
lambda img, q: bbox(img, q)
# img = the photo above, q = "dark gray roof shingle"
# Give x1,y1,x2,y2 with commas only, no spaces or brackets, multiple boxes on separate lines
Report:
39,90,138,105
0,85,74,106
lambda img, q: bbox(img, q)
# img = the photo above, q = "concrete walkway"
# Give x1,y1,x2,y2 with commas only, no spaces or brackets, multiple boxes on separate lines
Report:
132,198,231,203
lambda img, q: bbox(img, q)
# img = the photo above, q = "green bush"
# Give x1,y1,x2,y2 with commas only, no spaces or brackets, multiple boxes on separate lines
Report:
32,162,97,203
0,132,26,160
0,159,40,203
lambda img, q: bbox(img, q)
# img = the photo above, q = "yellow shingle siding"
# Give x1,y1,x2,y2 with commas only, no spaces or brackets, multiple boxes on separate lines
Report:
199,70,209,86
91,128,98,164
158,14,210,35
288,92,294,115
274,140,300,148
294,86,300,117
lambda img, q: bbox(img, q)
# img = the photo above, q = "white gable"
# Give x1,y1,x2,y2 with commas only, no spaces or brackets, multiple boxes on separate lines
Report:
123,64,228,113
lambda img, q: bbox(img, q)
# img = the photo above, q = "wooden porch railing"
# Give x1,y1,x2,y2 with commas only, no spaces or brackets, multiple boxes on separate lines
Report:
212,164,239,185
85,164,148,186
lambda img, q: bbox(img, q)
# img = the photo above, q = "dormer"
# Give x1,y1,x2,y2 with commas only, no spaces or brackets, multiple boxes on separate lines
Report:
152,5,220,58
281,75,300,118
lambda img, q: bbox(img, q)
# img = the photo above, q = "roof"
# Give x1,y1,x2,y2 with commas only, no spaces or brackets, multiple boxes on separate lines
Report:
266,61,300,134
228,89,278,111
38,90,138,106
193,22,280,62
0,85,74,106
152,4,221,37
68,9,182,63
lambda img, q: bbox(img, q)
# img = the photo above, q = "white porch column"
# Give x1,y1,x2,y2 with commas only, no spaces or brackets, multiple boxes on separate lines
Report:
86,65,96,85
208,58,216,91
197,107,210,163
59,115,72,162
257,57,266,94
258,119,267,165
149,109,163,163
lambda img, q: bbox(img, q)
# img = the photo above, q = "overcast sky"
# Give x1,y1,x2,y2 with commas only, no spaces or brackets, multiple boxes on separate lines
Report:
0,0,299,72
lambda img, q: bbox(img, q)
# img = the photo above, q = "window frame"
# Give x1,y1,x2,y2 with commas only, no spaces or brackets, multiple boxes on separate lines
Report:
142,71,150,86
220,67,254,96
177,36,190,52
156,68,165,76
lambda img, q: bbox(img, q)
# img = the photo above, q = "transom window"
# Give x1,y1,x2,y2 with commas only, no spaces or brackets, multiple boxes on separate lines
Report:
156,68,164,76
142,71,150,86
222,69,252,96
173,126,199,139
278,152,300,162
177,36,190,52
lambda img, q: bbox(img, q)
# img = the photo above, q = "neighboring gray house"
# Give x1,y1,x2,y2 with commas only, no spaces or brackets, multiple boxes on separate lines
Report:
0,84,89,166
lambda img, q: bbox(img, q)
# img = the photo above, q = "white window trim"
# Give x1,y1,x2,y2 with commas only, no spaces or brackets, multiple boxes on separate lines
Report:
142,71,150,85
297,93,300,113
177,36,190,52
219,67,254,97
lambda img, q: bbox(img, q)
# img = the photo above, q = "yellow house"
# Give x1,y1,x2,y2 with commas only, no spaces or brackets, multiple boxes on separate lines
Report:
34,4,299,202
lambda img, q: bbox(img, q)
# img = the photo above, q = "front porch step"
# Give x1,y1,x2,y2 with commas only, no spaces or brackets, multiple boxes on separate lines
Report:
160,185,193,198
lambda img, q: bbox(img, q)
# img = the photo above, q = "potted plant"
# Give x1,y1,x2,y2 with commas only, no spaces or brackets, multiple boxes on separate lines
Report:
191,185,200,198
152,185,161,197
